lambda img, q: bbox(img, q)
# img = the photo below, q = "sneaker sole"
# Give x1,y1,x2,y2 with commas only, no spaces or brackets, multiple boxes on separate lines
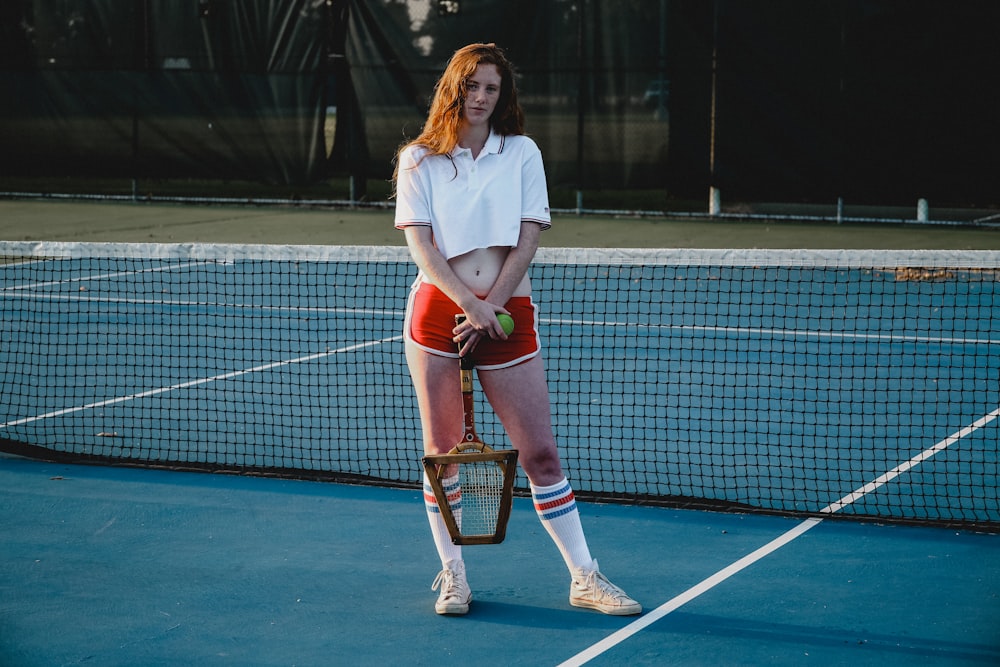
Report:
435,597,471,615
570,598,642,616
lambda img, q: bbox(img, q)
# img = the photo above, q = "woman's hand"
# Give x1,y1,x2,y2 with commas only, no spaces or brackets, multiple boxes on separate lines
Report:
453,301,510,354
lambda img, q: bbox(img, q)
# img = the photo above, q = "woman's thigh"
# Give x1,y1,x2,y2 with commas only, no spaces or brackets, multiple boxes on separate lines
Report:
478,356,564,484
405,341,465,454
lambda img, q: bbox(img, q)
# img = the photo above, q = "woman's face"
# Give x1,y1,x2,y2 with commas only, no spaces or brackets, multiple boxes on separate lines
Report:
462,63,502,129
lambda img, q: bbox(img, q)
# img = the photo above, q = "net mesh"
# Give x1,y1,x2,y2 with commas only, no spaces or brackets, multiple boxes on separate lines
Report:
2,241,998,529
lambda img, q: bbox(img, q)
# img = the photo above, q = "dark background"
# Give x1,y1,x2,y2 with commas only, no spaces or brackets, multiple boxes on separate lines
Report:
1,0,996,207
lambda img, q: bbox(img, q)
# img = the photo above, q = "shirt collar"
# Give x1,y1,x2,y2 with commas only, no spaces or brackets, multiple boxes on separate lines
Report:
451,129,504,157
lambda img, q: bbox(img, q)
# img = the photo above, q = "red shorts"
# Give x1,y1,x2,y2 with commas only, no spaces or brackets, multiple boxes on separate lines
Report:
405,281,541,370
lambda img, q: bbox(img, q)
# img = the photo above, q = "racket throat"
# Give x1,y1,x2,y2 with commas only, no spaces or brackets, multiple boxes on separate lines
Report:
461,368,478,442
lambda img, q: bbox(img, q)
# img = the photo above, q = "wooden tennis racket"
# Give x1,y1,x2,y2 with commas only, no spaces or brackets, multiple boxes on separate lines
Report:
421,316,518,545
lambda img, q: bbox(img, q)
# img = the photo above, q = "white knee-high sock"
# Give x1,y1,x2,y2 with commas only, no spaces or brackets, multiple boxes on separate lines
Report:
531,478,595,573
423,472,462,567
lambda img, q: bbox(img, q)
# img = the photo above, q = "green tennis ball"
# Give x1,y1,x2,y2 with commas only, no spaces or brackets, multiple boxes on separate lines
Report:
497,313,515,336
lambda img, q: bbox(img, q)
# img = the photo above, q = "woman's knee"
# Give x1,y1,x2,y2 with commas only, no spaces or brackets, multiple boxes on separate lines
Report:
515,445,563,482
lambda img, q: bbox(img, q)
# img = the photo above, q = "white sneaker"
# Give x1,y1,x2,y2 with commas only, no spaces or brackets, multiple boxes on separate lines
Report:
569,560,642,615
431,559,471,615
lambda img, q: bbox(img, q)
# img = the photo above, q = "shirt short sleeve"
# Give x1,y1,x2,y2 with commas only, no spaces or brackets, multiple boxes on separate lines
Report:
520,139,552,229
394,145,431,228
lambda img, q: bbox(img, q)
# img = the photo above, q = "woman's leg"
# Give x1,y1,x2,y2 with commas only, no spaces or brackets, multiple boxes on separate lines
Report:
405,341,471,614
478,357,593,570
405,341,464,456
479,357,641,615
477,356,562,483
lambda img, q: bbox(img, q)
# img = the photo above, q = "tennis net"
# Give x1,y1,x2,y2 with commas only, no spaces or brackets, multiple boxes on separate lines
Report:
1,241,998,529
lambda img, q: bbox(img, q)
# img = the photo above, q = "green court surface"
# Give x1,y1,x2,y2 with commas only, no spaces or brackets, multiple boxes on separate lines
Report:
2,199,1000,249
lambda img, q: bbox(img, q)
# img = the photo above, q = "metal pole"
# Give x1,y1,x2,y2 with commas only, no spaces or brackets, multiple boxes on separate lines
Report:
708,0,719,215
656,0,667,122
575,0,586,214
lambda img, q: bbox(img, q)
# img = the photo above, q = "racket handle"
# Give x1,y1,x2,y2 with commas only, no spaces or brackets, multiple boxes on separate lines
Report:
454,315,475,371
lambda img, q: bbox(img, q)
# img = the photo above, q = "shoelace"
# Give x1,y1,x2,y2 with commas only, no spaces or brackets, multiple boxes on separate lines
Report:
432,569,466,600
577,570,629,602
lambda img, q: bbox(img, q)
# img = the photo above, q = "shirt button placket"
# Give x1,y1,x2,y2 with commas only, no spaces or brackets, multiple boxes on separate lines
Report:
468,155,480,190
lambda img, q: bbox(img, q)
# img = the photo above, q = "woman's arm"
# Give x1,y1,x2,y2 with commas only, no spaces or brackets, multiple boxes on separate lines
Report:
484,221,541,307
403,222,542,348
402,226,506,339
453,221,541,347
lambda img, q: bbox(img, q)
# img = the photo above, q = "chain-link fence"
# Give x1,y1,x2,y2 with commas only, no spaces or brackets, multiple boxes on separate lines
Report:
1,1,998,224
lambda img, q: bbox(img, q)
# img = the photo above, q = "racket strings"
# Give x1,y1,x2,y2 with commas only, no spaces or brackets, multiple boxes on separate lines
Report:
455,460,506,537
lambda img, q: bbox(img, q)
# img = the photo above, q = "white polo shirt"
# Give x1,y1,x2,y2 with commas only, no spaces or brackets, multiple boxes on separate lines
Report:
394,131,551,260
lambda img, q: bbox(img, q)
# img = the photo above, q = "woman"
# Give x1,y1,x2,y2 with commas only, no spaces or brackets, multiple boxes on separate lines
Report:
393,43,640,617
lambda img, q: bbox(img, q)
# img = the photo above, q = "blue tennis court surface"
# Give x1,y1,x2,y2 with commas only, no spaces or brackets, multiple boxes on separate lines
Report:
2,247,997,526
1,244,998,664
1,454,998,665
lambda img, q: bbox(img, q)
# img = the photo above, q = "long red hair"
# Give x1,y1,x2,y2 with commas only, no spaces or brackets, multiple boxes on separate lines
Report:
393,43,524,184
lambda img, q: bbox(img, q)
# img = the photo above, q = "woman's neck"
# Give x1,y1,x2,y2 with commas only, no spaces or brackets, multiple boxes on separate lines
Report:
458,125,490,158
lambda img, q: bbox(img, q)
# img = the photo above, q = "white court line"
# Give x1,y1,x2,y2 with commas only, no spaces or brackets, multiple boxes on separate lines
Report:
820,406,1000,515
0,260,212,292
1,290,402,317
0,336,402,429
4,290,996,347
558,406,1000,667
542,317,1000,347
558,518,823,667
